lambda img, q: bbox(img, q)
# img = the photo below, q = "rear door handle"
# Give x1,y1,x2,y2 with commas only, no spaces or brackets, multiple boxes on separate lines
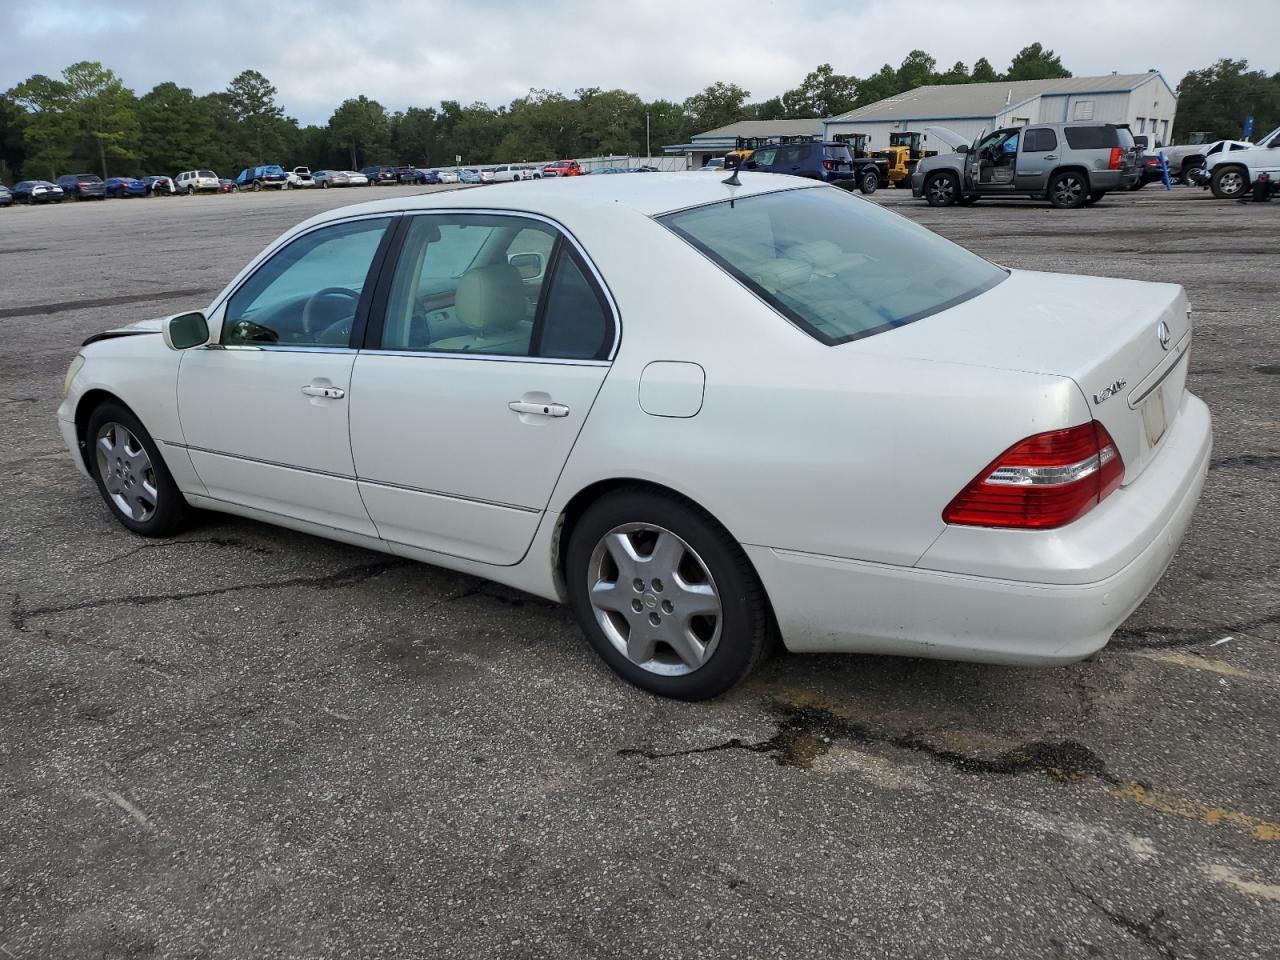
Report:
301,384,345,399
509,400,569,418
1044,154,1058,160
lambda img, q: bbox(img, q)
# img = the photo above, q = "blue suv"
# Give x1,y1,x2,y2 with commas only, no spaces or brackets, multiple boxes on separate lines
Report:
234,165,290,190
744,141,883,193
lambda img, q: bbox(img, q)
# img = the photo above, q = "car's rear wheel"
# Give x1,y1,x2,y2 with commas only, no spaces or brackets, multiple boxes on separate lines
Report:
252,180,261,192
1210,166,1248,200
925,172,959,206
566,488,771,700
859,170,879,194
1049,171,1088,208
86,402,191,538
1179,160,1203,187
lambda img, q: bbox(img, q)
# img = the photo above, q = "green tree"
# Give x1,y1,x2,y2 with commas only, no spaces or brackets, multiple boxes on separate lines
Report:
392,106,443,166
138,82,216,173
1005,43,1071,81
935,61,971,85
1174,59,1280,142
328,95,390,168
683,81,750,133
577,87,645,156
0,95,27,183
225,69,287,165
644,99,687,158
8,74,74,178
971,57,999,83
781,64,858,117
852,64,901,108
896,50,937,92
747,96,786,121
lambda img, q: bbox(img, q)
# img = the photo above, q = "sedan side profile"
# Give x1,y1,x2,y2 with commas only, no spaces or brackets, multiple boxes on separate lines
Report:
59,174,1210,700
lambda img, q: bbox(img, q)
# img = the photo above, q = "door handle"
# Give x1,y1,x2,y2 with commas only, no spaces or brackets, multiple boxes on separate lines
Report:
1044,154,1058,160
301,384,345,399
508,400,569,418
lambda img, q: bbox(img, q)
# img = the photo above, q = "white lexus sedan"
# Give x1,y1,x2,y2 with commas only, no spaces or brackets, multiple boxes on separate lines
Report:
58,173,1211,699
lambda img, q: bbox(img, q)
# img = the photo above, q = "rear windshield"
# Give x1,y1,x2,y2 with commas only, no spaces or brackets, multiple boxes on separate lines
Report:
1063,125,1120,150
659,186,1005,345
198,170,215,177
822,144,853,163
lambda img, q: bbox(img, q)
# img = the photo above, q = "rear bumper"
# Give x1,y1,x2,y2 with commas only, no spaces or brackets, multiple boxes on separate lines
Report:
749,393,1211,665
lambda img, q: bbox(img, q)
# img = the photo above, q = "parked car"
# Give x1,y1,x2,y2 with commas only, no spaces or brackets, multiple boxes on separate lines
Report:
343,170,370,187
287,167,315,188
217,178,237,193
699,158,726,171
542,159,583,177
56,174,106,201
175,170,221,195
435,170,460,184
912,123,1140,209
478,168,496,184
458,168,481,184
359,165,399,186
13,181,64,203
234,165,290,190
743,141,882,194
0,184,12,206
143,176,177,196
414,169,441,185
490,164,536,182
58,173,1210,700
312,170,350,188
1204,126,1280,200
105,177,148,198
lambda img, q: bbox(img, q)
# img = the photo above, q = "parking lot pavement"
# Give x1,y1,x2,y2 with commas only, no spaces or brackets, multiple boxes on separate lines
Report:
1,184,1277,959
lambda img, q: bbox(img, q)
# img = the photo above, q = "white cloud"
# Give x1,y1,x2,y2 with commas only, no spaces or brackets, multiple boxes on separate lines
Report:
5,0,1276,123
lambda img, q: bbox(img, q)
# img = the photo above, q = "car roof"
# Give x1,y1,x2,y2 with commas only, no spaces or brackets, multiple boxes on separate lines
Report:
305,171,803,222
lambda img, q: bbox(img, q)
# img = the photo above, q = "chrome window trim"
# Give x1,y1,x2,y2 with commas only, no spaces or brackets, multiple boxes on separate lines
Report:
359,349,608,367
208,344,358,355
374,208,621,362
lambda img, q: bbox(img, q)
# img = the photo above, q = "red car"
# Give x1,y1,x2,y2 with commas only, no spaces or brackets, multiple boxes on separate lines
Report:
541,160,583,178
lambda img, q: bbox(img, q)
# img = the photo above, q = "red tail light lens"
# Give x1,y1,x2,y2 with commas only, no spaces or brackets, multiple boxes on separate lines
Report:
822,159,834,171
1108,147,1123,169
943,422,1124,529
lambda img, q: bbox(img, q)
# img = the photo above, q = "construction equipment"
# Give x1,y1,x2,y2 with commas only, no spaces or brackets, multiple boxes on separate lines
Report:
875,131,938,188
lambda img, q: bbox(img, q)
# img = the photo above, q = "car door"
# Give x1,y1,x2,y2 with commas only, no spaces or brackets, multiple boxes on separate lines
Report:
348,212,617,565
1014,126,1059,191
176,214,397,536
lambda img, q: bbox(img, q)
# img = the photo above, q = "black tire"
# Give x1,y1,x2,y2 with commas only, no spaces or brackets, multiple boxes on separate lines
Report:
565,487,771,700
252,180,261,192
1210,165,1249,200
859,170,878,194
1086,190,1107,205
1179,159,1203,187
85,401,192,538
187,186,196,196
1048,171,1088,208
958,195,979,205
230,184,238,193
924,172,959,206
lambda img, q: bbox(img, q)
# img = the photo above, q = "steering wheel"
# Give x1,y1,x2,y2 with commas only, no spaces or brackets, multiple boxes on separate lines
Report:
302,287,361,337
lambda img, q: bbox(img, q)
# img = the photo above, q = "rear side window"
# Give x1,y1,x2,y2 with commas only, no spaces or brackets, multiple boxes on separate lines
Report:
1063,126,1119,150
535,252,613,360
1023,128,1058,153
661,187,1005,345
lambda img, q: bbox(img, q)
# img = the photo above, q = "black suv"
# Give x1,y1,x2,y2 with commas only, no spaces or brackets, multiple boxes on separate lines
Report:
56,174,106,200
744,141,883,194
360,165,399,186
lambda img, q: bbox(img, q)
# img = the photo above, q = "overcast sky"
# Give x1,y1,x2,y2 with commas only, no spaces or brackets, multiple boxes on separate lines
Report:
6,1,1276,124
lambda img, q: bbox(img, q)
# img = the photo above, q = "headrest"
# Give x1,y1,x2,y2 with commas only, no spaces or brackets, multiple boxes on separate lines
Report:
455,264,526,332
786,240,845,270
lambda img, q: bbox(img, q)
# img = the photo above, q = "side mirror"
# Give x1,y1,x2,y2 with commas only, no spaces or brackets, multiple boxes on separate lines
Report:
508,251,545,282
162,311,210,351
955,145,970,154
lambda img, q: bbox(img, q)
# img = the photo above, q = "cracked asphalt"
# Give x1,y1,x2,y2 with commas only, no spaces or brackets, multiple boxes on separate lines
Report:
1,184,1277,959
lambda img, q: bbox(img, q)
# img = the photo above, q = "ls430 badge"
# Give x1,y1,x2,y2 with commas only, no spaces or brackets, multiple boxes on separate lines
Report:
1093,379,1127,405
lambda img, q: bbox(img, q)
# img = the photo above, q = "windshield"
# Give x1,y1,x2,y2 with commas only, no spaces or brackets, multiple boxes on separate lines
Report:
659,186,1006,345
1257,125,1280,147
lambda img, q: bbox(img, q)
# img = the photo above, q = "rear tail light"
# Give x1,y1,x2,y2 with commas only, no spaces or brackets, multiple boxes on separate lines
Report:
1108,147,1123,169
943,422,1124,529
823,159,834,171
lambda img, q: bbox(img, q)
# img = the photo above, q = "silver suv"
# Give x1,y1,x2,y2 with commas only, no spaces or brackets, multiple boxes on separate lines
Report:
911,123,1140,209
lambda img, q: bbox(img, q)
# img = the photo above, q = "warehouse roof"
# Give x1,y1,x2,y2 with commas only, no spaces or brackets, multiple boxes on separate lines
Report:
690,118,826,142
829,72,1174,123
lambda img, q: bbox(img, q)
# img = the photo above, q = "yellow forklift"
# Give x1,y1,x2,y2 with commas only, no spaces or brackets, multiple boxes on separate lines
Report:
875,131,937,188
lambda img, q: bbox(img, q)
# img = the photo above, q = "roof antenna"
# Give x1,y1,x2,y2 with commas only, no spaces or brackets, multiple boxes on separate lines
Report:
721,155,742,206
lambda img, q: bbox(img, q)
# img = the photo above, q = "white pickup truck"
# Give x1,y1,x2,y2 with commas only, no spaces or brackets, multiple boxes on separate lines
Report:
1162,139,1252,186
1206,125,1280,199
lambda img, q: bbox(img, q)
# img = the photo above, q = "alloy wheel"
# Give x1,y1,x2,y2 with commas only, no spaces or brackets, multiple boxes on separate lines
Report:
1053,175,1084,206
95,422,158,522
927,176,955,204
586,523,722,676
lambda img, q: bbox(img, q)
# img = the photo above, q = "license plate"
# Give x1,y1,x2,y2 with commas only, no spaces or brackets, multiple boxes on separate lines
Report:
1141,384,1167,448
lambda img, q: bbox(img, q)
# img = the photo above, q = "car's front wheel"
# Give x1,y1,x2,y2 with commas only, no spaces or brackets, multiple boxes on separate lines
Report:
924,172,959,206
1049,171,1088,208
859,170,878,194
1210,165,1249,200
86,401,191,537
566,488,771,700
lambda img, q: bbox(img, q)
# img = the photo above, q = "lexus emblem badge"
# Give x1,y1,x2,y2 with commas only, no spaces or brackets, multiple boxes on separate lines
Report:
1157,320,1172,351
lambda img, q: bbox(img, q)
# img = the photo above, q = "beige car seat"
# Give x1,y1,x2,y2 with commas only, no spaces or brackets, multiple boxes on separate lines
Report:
431,263,532,354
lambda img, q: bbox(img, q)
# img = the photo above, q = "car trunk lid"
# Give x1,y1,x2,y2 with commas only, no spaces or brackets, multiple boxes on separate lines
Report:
862,269,1192,484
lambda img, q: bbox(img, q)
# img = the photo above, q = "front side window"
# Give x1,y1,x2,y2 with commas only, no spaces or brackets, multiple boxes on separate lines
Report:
223,217,392,348
660,186,1005,345
378,214,613,360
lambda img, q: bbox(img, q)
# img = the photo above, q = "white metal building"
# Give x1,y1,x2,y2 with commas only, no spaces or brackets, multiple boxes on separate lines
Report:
824,73,1178,151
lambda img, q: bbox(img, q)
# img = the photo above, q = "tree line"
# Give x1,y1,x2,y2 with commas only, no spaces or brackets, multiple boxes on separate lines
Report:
1,44,1275,183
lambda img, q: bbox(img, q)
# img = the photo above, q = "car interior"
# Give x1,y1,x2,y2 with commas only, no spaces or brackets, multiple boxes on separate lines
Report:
974,129,1020,184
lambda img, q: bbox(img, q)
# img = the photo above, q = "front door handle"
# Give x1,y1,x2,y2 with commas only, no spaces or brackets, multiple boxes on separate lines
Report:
301,384,345,399
509,400,569,418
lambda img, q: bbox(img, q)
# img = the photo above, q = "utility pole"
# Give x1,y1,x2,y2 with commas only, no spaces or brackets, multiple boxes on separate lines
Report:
646,111,651,163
